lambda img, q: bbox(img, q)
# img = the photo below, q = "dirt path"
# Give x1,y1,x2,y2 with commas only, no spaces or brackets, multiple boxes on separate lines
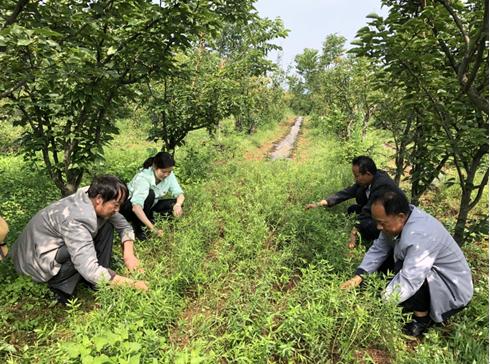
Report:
243,116,297,161
243,116,307,162
269,116,303,160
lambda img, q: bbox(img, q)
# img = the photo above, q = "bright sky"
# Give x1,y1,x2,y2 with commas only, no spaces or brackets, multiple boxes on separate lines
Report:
254,0,388,72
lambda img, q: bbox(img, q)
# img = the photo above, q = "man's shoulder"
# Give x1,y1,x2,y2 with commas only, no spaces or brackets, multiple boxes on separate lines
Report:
54,189,97,225
407,206,437,226
375,170,394,181
373,170,397,188
401,207,451,243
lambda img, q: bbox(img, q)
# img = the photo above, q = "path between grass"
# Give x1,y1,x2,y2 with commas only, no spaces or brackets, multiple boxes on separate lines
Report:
243,116,299,161
168,117,312,349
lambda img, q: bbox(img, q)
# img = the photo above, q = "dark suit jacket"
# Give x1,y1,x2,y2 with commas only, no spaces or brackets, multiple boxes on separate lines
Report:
325,170,400,224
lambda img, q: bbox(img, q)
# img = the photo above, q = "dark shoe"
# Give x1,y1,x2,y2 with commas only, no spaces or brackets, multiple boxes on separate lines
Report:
403,318,432,337
49,287,73,305
80,278,97,291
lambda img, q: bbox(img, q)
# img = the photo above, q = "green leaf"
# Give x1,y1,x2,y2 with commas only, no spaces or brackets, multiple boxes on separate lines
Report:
17,38,33,46
93,336,109,351
92,355,112,364
107,46,117,56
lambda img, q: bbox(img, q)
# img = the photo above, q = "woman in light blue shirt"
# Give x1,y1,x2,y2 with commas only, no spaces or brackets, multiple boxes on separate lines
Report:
121,152,185,240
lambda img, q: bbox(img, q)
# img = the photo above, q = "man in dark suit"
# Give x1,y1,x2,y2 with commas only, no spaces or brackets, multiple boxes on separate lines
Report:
306,156,402,249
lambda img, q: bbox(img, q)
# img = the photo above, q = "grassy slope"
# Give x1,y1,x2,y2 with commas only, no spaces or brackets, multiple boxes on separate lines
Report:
0,117,487,363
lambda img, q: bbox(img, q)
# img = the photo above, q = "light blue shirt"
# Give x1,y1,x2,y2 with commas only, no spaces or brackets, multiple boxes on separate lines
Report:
128,167,183,207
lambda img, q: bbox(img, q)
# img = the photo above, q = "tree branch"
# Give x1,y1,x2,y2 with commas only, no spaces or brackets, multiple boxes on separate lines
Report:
400,60,468,173
469,167,489,210
465,1,488,91
2,0,30,29
466,35,487,92
436,0,469,48
0,80,27,98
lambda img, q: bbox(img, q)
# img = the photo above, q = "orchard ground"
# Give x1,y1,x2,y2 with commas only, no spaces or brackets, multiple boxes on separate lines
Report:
0,115,487,363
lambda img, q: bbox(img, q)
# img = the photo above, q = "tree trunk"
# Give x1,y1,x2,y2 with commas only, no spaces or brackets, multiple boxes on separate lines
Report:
453,185,472,245
361,111,368,142
51,171,80,197
410,181,422,206
235,116,243,132
394,112,414,185
453,144,489,244
394,149,405,186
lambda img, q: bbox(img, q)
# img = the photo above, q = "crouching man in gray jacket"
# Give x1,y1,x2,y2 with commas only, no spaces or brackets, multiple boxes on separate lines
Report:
341,188,473,337
12,175,148,304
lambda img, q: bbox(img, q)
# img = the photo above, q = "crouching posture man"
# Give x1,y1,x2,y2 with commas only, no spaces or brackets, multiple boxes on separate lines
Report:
306,156,401,249
341,189,473,337
12,175,148,304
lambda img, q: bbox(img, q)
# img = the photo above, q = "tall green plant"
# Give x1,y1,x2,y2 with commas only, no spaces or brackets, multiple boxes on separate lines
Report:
217,17,288,133
147,48,233,153
146,14,288,150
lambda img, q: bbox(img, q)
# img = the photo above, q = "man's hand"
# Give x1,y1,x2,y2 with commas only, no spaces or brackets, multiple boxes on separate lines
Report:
305,203,317,210
122,240,143,272
340,275,363,290
152,228,164,238
173,203,183,217
112,275,149,291
305,199,328,210
347,228,358,249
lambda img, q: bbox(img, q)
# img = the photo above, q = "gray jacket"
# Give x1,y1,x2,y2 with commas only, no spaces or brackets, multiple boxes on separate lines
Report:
12,188,135,285
357,206,473,322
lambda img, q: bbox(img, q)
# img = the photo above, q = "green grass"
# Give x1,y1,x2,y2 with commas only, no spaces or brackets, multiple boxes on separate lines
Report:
0,116,487,363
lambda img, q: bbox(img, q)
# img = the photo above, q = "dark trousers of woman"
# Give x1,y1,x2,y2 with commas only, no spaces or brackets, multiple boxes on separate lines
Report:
48,223,114,295
120,190,176,240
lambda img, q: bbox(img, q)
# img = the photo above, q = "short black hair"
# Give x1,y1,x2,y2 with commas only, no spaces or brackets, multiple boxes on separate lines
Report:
371,188,410,215
87,175,128,203
352,156,377,175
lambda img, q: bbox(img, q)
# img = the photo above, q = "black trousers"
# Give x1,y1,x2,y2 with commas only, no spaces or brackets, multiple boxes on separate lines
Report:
120,189,176,236
48,223,114,295
392,259,431,312
347,204,380,242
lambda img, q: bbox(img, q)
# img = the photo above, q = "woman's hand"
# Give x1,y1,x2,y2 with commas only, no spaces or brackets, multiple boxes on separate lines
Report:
151,228,164,238
124,254,141,272
134,280,149,291
173,203,183,217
